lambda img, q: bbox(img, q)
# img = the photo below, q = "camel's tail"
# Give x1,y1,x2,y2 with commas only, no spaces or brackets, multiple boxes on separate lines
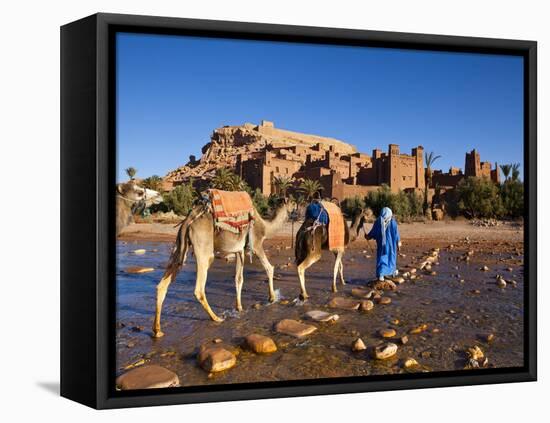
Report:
163,214,194,279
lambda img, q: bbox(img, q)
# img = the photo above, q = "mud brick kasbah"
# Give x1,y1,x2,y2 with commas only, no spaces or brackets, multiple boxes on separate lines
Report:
163,120,500,201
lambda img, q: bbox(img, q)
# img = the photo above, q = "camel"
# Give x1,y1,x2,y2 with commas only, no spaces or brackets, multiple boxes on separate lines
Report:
294,206,372,299
116,181,163,236
152,196,296,337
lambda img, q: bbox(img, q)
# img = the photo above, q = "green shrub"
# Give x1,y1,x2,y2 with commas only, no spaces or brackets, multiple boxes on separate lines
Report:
252,189,269,217
456,177,503,218
340,196,366,217
162,181,197,216
500,179,524,218
364,185,423,221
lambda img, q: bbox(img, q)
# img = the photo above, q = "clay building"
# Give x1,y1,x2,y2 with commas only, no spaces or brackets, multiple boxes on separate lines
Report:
164,121,500,203
431,149,500,189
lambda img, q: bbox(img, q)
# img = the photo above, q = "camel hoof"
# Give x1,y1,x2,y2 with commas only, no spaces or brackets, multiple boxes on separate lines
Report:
212,316,225,323
299,294,309,301
152,330,164,339
332,287,338,293
269,295,276,303
341,280,346,286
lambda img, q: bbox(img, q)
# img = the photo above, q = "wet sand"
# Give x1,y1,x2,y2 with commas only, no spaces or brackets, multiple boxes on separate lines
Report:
116,220,524,387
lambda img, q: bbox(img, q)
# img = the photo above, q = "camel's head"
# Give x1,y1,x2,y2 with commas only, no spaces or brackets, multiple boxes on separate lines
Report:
117,182,163,208
354,207,374,236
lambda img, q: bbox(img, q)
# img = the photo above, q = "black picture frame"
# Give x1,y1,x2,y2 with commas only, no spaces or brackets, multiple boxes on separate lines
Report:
60,12,537,409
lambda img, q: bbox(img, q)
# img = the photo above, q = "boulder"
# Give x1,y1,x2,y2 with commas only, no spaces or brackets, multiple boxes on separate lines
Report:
274,319,317,338
198,344,237,373
245,334,277,354
115,365,179,390
327,297,360,310
304,310,340,323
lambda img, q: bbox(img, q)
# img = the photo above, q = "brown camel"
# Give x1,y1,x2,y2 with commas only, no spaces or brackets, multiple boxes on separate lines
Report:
294,206,372,299
153,197,295,337
116,181,162,236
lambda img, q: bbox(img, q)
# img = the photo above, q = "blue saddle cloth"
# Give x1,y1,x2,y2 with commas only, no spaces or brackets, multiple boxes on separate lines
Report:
305,201,329,225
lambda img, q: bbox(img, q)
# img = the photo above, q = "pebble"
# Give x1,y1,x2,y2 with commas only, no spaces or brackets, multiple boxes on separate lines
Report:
274,319,317,338
245,334,277,354
481,265,489,271
400,335,409,345
497,277,507,288
379,328,397,338
375,297,392,305
373,343,398,360
132,249,146,255
359,300,374,311
373,280,397,291
304,310,340,322
409,324,428,334
403,358,420,369
467,345,484,361
116,365,180,390
328,297,360,310
352,338,367,351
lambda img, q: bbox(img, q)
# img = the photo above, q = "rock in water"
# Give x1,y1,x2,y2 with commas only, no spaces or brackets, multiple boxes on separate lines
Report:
116,365,179,390
245,334,277,354
198,345,237,373
373,280,397,291
373,343,398,360
403,357,420,369
497,277,507,288
375,297,392,305
274,319,317,338
132,249,146,255
125,266,155,274
328,297,360,310
359,300,374,311
351,288,376,299
409,324,428,334
304,310,340,322
467,345,484,361
379,328,397,338
352,338,367,351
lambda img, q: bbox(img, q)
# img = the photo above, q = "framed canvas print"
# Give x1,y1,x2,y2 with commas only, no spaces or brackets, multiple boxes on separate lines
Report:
60,13,537,409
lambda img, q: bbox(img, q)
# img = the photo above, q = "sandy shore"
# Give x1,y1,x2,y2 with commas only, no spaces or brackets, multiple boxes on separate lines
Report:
116,220,524,389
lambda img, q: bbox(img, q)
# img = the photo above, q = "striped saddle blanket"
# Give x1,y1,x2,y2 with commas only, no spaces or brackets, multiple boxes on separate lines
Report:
319,200,346,250
208,189,255,234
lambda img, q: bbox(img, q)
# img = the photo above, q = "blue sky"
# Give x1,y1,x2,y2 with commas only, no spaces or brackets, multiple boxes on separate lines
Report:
116,32,524,182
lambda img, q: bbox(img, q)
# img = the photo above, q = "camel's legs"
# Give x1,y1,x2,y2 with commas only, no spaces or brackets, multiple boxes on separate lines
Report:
332,251,344,292
297,253,321,300
339,258,346,286
235,251,245,312
254,244,276,302
194,254,223,322
152,268,176,338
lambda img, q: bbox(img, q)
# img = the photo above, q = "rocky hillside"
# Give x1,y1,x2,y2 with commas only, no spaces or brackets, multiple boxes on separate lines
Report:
164,121,356,187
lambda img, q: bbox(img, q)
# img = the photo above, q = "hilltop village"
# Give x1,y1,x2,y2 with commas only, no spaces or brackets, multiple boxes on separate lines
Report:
163,120,500,201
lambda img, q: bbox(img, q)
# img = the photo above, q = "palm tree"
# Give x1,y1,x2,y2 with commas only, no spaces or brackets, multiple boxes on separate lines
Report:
423,151,441,214
142,175,163,192
273,175,293,197
125,167,137,180
299,178,322,201
500,164,512,181
211,168,234,190
227,174,250,192
511,163,520,181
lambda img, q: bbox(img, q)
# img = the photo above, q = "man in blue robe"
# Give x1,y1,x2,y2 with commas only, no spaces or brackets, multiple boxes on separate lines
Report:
366,207,401,281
